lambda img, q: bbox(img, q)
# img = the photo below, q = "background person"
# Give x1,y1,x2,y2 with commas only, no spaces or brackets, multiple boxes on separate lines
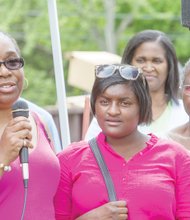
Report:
54,64,190,219
167,59,190,150
0,31,60,220
85,29,188,140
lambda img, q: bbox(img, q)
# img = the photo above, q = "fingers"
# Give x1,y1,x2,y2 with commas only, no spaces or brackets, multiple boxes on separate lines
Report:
118,213,128,220
13,139,33,153
23,139,27,147
17,146,22,152
113,200,127,207
10,116,32,133
86,201,128,220
22,138,33,149
6,117,33,150
0,116,34,166
110,200,127,209
17,129,32,141
110,201,128,219
118,207,128,214
9,116,33,142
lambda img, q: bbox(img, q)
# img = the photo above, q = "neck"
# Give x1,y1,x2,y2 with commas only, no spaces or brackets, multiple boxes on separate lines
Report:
150,91,168,105
106,130,149,160
0,109,12,137
150,92,169,121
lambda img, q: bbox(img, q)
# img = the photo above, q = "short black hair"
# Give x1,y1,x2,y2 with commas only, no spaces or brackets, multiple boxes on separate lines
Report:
90,69,152,125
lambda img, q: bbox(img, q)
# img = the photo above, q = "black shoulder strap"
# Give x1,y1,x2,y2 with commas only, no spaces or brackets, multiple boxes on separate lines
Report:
89,138,117,201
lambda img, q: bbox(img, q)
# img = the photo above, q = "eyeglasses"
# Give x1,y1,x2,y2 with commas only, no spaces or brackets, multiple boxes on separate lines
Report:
0,58,24,70
182,85,190,96
95,64,142,80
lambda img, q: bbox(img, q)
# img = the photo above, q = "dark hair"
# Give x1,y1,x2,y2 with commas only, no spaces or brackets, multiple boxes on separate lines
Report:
121,29,179,104
0,31,21,56
90,69,152,125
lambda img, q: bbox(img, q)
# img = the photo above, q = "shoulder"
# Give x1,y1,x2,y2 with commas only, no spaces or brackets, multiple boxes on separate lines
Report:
149,134,189,154
167,123,186,138
20,97,56,129
19,97,53,119
156,136,190,159
158,138,190,177
57,141,91,161
57,141,94,171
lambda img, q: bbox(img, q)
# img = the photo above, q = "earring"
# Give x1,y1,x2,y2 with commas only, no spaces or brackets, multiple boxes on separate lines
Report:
23,77,29,90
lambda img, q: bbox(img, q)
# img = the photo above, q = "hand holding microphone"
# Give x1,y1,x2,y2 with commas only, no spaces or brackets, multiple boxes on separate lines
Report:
12,100,31,188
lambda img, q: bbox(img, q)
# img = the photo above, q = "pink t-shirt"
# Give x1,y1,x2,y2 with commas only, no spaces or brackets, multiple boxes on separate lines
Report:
54,132,190,220
0,112,60,220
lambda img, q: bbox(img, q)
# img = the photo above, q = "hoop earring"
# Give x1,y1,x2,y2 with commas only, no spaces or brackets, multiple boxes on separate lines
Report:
23,77,29,90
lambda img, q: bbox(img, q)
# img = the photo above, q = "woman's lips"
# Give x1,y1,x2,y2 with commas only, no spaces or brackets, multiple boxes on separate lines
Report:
0,82,16,93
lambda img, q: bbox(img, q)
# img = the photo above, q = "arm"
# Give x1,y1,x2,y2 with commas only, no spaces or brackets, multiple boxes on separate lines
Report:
54,154,73,220
54,152,128,220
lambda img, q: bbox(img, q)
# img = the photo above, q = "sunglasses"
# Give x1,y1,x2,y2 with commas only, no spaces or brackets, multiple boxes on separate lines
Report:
182,85,190,96
0,57,24,70
95,64,142,80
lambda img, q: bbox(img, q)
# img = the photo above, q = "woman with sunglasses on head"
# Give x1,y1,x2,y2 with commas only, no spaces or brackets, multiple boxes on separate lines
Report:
0,31,60,220
54,64,190,219
167,59,190,150
85,29,188,140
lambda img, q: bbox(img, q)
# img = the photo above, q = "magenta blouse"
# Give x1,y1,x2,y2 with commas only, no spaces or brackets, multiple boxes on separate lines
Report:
54,132,190,220
0,112,60,220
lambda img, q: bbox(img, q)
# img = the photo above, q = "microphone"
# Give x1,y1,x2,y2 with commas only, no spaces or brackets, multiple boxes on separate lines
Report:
12,100,29,188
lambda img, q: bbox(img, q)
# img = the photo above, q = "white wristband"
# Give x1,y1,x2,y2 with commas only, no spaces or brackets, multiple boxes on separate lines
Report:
0,163,11,172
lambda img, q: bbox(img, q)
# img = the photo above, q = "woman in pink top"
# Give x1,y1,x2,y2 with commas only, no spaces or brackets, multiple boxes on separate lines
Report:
54,64,190,219
0,31,60,219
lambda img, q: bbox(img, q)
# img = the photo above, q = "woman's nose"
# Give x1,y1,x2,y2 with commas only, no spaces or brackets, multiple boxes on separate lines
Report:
142,63,155,72
107,103,120,115
0,64,11,76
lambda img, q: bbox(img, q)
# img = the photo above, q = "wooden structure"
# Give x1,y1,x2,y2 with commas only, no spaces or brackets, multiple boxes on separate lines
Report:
45,95,92,142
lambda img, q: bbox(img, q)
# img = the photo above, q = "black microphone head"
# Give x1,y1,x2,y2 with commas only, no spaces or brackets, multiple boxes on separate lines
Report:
12,100,29,118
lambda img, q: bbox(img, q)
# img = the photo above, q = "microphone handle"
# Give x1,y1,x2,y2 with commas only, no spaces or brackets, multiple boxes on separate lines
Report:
20,147,29,188
20,147,28,163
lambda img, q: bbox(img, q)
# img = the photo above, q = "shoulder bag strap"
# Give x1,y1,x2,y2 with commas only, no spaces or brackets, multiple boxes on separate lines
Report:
89,138,117,201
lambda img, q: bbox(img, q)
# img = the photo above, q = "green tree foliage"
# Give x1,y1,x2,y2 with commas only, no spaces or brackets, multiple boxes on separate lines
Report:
0,0,189,106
